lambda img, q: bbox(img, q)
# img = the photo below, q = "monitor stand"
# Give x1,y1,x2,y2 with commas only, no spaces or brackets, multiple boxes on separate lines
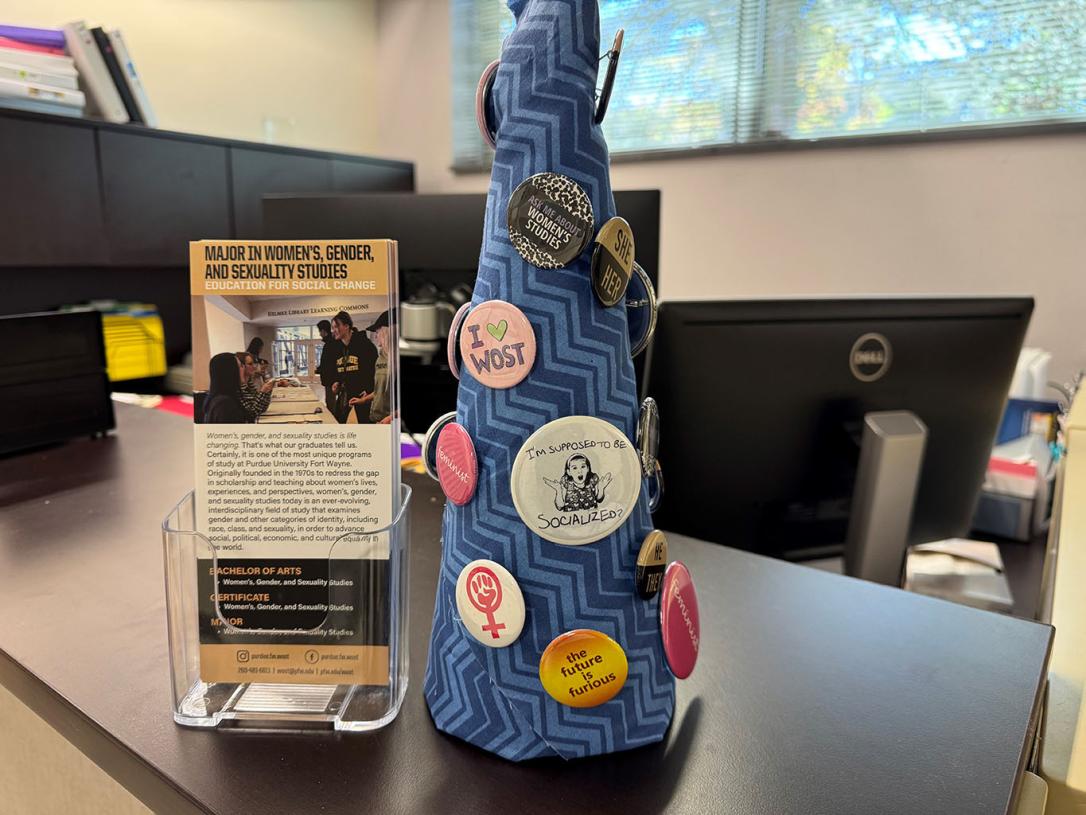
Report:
843,411,928,586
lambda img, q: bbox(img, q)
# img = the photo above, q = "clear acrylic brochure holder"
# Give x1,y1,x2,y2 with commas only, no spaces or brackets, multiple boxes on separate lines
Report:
161,484,411,731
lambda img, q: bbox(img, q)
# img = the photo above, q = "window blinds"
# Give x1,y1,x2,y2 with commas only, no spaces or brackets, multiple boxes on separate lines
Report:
451,0,1086,168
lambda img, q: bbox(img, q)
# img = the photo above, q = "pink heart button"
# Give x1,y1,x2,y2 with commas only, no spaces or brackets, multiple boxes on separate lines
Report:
437,422,478,506
458,300,536,390
660,561,699,679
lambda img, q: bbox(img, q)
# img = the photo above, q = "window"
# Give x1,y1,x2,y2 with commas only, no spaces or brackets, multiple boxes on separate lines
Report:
272,326,320,380
275,326,317,341
451,0,1086,168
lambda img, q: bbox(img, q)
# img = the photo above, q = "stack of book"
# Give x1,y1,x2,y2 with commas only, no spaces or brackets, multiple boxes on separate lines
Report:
0,24,84,117
0,21,155,125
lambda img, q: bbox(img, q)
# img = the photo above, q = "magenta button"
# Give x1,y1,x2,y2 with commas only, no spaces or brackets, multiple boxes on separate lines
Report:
660,561,699,679
437,422,478,506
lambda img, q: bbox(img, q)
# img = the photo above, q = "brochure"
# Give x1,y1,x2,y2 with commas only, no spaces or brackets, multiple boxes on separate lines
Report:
190,239,400,685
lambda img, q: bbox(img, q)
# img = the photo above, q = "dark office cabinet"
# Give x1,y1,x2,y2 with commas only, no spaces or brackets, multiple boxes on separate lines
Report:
0,310,114,454
230,148,332,238
332,158,414,193
0,108,413,373
100,131,231,264
0,109,413,265
0,117,109,266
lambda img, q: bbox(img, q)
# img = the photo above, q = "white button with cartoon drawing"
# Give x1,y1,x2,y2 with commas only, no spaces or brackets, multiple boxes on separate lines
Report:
510,415,641,546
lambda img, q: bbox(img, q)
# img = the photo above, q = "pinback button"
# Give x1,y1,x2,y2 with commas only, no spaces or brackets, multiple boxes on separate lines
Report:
447,302,471,380
458,299,536,390
637,397,660,476
646,460,664,514
539,629,628,708
436,422,478,506
455,559,525,647
625,261,658,358
591,217,635,307
423,411,457,481
507,172,594,269
660,561,700,679
510,415,641,546
475,59,500,149
635,530,668,599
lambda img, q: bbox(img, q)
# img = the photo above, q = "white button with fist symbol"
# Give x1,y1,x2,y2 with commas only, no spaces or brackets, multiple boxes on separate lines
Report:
455,559,526,648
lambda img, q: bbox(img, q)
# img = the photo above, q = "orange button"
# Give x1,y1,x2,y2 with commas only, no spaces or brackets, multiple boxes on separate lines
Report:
539,629,628,708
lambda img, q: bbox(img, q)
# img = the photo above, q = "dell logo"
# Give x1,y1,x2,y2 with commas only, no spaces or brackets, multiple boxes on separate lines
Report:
850,333,892,382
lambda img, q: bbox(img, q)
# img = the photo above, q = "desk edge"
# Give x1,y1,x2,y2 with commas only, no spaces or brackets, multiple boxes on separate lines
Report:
1007,624,1056,814
0,646,210,815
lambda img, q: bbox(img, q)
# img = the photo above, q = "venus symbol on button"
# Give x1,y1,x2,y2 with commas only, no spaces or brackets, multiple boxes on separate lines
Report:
468,566,504,638
455,559,525,648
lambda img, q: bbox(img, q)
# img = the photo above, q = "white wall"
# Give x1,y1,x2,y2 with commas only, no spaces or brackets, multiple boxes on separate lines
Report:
6,0,379,154
376,0,1086,385
206,300,245,355
192,299,246,391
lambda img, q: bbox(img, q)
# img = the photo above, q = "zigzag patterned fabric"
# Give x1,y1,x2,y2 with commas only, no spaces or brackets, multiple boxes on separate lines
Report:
424,0,675,761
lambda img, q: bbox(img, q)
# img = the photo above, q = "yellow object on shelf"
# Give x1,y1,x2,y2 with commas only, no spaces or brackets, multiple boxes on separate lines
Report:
101,307,167,382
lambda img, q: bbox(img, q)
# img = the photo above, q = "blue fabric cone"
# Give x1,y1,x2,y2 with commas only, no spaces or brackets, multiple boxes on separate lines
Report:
424,0,675,761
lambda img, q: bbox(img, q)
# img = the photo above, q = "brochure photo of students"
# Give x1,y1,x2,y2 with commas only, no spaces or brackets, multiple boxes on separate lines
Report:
366,310,393,425
330,309,395,425
192,294,390,426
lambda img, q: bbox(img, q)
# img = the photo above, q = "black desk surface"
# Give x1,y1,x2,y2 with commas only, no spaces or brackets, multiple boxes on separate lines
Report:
0,405,1052,815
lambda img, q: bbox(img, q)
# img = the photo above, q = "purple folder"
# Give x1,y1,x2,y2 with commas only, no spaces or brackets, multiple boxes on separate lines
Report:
0,25,66,49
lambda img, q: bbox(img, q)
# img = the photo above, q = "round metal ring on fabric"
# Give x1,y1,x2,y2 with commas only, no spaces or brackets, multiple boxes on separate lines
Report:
625,261,658,358
458,299,536,389
539,629,628,708
455,559,526,648
637,397,659,477
660,561,700,679
506,172,594,270
591,216,635,307
510,415,641,546
646,460,664,514
446,301,471,380
475,59,500,149
593,29,624,126
423,411,457,481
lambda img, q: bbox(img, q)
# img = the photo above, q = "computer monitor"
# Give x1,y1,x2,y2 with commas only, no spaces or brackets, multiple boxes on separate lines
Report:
644,297,1033,576
0,309,115,454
